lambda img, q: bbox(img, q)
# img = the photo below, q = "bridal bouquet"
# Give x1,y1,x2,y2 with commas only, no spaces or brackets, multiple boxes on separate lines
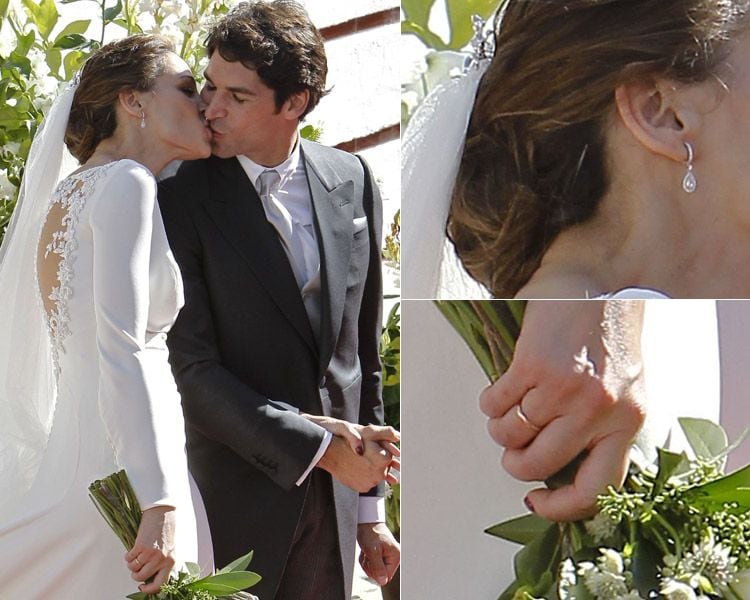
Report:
89,471,261,600
435,300,750,599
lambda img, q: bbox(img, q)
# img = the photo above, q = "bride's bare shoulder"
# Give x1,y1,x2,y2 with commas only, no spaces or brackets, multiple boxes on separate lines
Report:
514,268,606,299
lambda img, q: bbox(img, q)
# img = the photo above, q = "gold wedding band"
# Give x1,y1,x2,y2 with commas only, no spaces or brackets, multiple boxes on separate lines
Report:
515,404,541,433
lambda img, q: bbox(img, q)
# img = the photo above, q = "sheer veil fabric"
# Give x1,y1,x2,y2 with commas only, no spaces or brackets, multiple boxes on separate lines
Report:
401,45,491,299
0,82,80,519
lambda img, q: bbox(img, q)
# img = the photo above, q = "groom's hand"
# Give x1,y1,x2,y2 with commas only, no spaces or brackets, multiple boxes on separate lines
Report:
302,414,401,461
357,522,400,586
317,436,393,492
479,300,647,521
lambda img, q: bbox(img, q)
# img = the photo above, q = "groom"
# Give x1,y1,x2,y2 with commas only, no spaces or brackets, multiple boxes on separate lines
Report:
158,2,399,599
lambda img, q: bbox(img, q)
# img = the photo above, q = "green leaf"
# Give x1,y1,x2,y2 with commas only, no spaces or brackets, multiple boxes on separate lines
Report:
63,50,86,80
53,18,90,41
512,523,560,585
7,52,33,76
184,562,201,577
679,417,728,461
446,0,504,50
53,33,87,49
630,537,661,595
401,0,436,26
485,513,552,545
14,30,36,56
401,20,448,50
689,463,750,508
653,448,690,495
22,0,58,41
215,549,254,575
188,571,262,594
125,593,147,600
45,47,61,77
103,0,122,23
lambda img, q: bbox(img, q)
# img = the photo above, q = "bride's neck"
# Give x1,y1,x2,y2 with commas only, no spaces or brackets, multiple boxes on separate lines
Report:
85,129,170,176
538,182,750,297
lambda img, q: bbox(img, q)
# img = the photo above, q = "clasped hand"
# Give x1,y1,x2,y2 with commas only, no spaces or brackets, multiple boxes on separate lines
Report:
306,414,400,493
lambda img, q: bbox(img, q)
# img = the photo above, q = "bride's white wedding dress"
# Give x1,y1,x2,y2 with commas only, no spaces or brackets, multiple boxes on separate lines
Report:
0,159,211,598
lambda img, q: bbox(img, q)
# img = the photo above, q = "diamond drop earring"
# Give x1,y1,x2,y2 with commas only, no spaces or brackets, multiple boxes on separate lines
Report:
140,111,146,129
682,141,696,193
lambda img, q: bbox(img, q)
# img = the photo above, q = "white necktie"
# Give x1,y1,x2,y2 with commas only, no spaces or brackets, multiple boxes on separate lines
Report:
257,169,318,290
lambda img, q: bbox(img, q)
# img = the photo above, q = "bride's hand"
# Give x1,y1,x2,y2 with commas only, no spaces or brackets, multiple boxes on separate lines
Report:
302,414,401,461
125,505,177,594
479,300,646,521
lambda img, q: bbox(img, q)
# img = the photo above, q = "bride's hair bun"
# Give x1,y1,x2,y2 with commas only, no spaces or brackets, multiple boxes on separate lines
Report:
65,34,174,163
448,0,750,297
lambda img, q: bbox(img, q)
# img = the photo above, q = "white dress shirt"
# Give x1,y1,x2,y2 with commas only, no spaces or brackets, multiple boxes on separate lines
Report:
237,143,384,523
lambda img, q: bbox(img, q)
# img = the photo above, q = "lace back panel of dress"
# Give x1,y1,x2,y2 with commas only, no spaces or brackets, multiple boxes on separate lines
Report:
37,167,106,377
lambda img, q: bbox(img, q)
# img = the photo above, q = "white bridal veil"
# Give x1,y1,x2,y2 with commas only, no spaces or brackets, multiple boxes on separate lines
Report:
401,16,494,299
0,82,79,519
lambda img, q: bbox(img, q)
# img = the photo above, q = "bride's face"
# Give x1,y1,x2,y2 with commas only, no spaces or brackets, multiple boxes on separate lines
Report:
142,53,212,160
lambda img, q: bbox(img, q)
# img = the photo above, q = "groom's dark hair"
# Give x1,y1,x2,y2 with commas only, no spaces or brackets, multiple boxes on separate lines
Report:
205,0,328,119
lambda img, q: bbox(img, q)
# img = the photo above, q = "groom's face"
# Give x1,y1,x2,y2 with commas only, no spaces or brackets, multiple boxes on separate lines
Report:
202,52,295,165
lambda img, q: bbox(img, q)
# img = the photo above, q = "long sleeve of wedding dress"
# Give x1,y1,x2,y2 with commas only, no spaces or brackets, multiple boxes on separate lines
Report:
0,160,205,598
89,161,190,510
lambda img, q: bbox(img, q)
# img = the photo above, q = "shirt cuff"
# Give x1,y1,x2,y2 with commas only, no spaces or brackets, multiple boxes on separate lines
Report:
358,496,385,524
295,430,332,486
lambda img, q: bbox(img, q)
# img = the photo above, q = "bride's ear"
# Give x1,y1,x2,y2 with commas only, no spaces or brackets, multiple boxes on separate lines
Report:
117,89,144,121
614,78,700,163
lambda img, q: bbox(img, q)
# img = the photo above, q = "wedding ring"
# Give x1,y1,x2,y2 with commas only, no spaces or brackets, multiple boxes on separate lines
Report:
152,541,160,550
515,404,541,433
135,557,142,567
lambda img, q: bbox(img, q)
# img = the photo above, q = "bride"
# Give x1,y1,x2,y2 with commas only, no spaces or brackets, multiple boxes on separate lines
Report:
403,0,750,300
0,34,214,596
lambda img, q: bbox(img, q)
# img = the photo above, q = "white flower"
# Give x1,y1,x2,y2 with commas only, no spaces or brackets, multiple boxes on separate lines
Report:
578,561,596,578
598,548,625,575
585,511,619,543
28,48,51,79
558,558,577,598
0,30,15,56
160,0,188,18
0,169,15,198
155,21,184,51
583,570,629,597
138,0,156,12
660,579,697,600
177,14,201,35
681,532,737,585
33,75,60,99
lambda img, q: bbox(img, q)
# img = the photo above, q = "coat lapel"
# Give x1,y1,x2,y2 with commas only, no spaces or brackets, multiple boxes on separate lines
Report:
202,156,317,354
302,141,354,378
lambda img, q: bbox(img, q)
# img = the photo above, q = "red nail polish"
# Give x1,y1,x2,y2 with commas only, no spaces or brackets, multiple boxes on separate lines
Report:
523,496,535,513
356,445,364,455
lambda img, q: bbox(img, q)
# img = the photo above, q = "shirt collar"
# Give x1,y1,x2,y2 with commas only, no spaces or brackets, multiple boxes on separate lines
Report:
237,136,301,191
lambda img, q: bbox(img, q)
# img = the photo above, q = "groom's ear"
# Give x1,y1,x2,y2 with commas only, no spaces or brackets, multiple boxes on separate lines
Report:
282,89,310,121
614,77,705,163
